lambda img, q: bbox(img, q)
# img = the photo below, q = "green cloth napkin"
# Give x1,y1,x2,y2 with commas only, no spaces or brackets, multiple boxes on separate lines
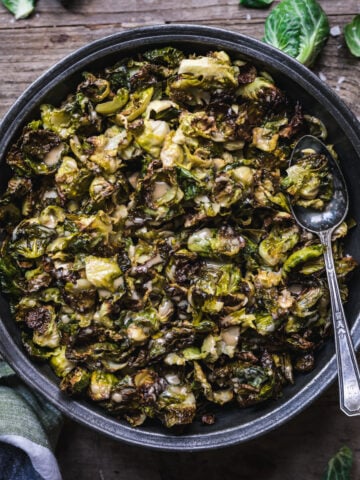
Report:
0,360,63,480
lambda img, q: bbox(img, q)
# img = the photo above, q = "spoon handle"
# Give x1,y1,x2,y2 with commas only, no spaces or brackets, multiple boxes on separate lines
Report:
319,230,360,415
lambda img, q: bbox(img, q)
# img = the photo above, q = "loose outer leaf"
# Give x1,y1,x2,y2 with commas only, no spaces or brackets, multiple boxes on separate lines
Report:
1,0,35,19
322,446,353,480
344,15,360,58
240,0,273,8
263,0,329,67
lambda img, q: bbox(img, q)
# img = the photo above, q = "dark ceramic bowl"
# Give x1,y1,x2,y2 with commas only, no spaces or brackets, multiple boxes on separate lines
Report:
1,25,360,451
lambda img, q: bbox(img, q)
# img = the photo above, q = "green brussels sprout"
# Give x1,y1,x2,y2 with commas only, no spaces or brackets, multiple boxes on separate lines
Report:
50,346,75,377
237,76,280,101
27,306,61,349
194,361,234,404
25,266,51,292
160,131,184,168
201,334,220,363
252,127,279,152
281,152,333,210
89,176,117,204
89,371,118,401
124,307,161,343
291,286,324,318
95,88,129,115
41,105,77,139
116,86,154,123
158,384,196,428
39,206,65,229
134,119,170,157
179,111,236,143
283,244,324,274
167,51,238,105
259,225,299,267
60,366,91,395
0,254,24,294
188,226,245,257
273,353,294,383
84,256,122,292
55,156,92,199
9,221,56,260
88,126,128,174
78,73,111,102
7,127,63,176
143,47,185,67
21,333,54,360
177,51,239,89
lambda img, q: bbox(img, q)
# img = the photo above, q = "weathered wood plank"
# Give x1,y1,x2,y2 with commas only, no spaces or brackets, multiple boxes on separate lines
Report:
1,19,359,119
0,0,359,29
56,383,360,480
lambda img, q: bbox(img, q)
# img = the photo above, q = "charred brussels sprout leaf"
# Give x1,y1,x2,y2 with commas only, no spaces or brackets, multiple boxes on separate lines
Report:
143,47,185,67
0,46,355,430
263,0,329,67
60,367,91,395
7,128,63,176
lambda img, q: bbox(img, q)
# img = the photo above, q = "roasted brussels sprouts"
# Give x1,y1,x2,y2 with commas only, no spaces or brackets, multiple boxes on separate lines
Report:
0,48,356,429
281,150,333,210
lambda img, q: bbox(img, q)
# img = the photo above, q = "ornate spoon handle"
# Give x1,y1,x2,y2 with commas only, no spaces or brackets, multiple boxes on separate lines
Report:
319,230,360,415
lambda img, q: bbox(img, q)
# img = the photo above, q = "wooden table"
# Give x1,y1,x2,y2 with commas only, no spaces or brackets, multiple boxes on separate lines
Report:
1,1,360,478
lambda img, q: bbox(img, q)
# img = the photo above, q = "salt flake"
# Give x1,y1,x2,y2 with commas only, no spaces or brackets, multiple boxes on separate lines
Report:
330,25,341,37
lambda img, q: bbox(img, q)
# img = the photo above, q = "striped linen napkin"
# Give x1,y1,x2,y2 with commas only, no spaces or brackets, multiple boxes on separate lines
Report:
0,360,63,480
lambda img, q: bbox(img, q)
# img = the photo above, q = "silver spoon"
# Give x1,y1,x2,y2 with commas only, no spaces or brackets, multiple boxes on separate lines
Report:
289,134,360,416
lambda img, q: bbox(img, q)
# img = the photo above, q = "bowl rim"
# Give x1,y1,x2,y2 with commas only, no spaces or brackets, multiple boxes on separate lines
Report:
1,24,360,451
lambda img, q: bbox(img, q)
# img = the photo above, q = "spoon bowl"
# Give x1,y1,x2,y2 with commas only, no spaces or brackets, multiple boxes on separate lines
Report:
289,135,348,233
290,135,360,416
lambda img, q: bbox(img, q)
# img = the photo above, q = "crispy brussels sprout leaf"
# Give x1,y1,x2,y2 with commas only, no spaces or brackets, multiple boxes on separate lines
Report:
143,47,185,67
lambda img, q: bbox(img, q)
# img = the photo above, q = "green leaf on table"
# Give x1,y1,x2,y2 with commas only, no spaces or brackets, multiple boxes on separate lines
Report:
1,0,35,19
263,0,329,67
240,0,274,8
322,446,353,480
344,15,360,58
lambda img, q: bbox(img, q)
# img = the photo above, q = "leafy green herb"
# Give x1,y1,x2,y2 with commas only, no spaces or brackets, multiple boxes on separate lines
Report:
263,0,329,67
240,0,274,8
1,0,35,19
322,446,353,480
344,15,360,58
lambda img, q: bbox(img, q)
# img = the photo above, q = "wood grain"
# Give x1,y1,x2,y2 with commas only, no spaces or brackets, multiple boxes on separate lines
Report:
1,1,360,478
1,1,360,119
56,383,360,480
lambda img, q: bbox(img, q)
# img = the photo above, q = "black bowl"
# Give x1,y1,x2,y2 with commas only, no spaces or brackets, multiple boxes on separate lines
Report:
1,25,360,451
